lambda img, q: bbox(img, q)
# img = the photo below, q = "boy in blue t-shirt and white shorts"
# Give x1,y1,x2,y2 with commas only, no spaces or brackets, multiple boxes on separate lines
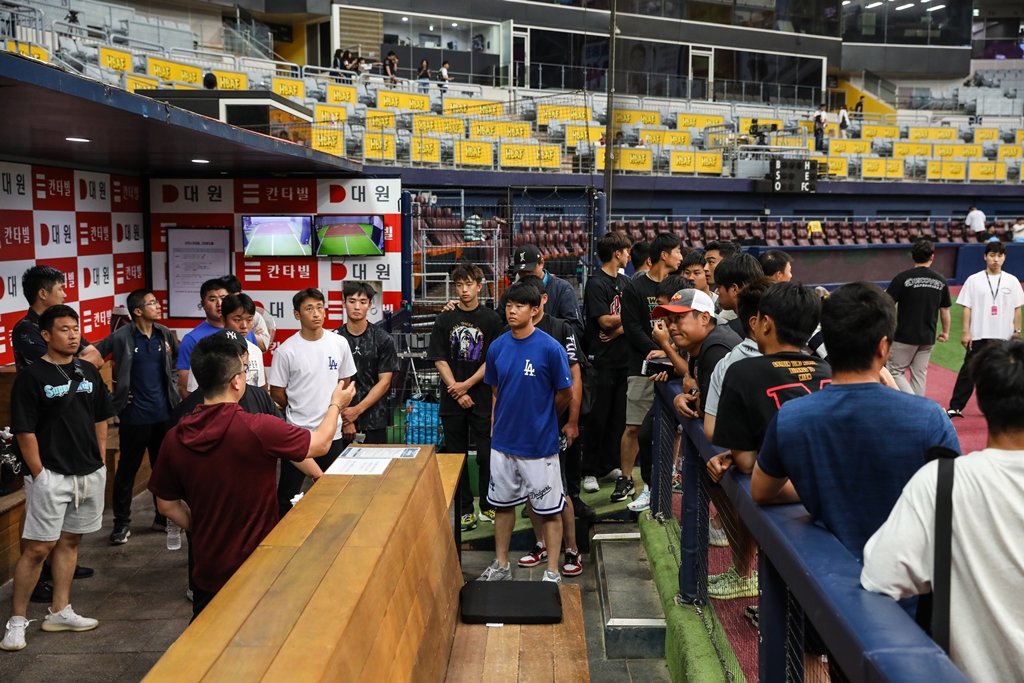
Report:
479,281,573,583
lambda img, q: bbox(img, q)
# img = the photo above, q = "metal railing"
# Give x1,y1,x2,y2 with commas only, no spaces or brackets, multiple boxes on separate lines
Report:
650,383,969,682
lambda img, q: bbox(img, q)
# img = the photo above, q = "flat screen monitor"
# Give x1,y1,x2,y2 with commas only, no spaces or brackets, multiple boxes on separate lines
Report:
314,215,385,257
241,215,313,257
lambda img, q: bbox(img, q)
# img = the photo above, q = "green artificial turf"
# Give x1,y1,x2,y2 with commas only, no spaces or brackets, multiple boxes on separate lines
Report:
929,296,966,373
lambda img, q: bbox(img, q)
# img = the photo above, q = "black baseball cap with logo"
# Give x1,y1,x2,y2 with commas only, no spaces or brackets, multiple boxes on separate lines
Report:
512,244,542,272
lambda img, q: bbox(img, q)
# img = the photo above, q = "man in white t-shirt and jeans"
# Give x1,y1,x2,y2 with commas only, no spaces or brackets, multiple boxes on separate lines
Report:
269,288,356,516
863,340,1024,682
947,241,1024,418
965,204,989,241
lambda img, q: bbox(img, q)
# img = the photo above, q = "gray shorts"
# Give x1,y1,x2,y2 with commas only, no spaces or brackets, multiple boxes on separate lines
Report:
23,468,107,542
625,375,655,426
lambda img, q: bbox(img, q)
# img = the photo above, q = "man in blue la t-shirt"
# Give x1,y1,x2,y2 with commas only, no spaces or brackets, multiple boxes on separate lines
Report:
479,281,573,583
751,282,960,561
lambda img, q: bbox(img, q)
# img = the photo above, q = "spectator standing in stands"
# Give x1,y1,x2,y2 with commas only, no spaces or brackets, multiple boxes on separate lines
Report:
965,204,989,241
838,104,851,138
1011,217,1024,243
751,283,960,560
416,59,431,94
269,288,357,517
175,279,230,400
2,306,114,651
335,282,399,445
463,211,483,242
614,233,683,503
946,241,1024,418
862,341,1024,682
384,51,399,83
438,60,451,94
854,95,865,118
706,283,829,599
428,264,503,531
151,335,356,619
95,289,179,545
498,244,583,338
759,249,793,283
332,49,345,71
582,232,632,492
813,104,827,151
478,282,572,583
885,239,952,396
13,265,102,371
202,72,217,90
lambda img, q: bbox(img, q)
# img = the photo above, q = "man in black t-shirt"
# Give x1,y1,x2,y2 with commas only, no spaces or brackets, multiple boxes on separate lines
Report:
885,239,952,396
582,232,632,490
12,265,102,371
427,264,503,531
3,306,114,652
335,282,400,444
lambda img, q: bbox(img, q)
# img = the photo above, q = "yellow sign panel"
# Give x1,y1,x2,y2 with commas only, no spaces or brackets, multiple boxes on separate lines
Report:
676,113,725,130
498,143,561,169
271,76,304,100
596,148,653,172
313,104,348,124
376,90,430,112
973,128,1000,143
125,74,159,93
861,124,899,140
412,115,464,135
812,156,849,178
536,104,591,126
772,136,814,151
862,158,903,178
797,120,839,137
211,69,248,91
410,136,442,164
893,142,932,159
147,57,202,85
1018,130,1024,145
669,151,723,175
6,41,48,62
740,117,784,135
565,125,603,147
932,143,983,159
968,161,1007,182
98,46,132,72
363,132,396,161
326,84,357,105
365,109,396,131
908,126,958,142
997,144,1023,160
885,159,905,178
611,109,662,127
469,120,532,140
444,98,504,117
829,139,871,155
926,160,966,181
312,126,344,156
454,140,493,167
639,130,691,147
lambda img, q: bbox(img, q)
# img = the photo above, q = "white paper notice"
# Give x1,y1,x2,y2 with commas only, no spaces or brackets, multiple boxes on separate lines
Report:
324,458,391,476
340,446,420,460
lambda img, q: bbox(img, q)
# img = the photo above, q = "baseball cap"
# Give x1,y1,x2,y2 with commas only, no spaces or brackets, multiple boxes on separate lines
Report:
512,244,542,272
212,329,249,354
651,289,715,318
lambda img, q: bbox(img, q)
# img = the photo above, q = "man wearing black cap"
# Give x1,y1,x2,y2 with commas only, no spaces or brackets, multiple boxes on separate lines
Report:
498,244,583,339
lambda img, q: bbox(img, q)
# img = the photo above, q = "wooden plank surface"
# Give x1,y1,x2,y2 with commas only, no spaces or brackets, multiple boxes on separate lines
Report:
436,453,465,508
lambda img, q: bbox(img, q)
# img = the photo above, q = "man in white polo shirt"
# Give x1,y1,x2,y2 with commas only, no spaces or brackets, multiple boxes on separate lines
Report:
269,288,356,516
965,204,989,241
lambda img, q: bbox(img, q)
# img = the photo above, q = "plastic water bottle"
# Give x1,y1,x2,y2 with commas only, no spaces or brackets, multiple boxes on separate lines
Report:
166,520,182,551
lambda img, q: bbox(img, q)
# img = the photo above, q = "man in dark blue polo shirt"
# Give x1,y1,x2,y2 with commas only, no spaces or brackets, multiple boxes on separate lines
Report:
96,289,180,544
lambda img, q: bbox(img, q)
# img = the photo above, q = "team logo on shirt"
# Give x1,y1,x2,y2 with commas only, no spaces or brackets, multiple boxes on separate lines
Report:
523,360,535,377
328,356,338,370
44,380,94,398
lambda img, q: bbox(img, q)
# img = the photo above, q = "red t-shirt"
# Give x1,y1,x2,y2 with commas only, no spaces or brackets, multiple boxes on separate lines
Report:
149,402,311,593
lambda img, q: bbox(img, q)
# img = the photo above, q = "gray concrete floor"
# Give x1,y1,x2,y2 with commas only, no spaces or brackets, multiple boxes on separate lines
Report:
0,497,670,682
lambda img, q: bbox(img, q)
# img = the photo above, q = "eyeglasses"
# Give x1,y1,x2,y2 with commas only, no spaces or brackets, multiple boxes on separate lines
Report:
142,301,160,307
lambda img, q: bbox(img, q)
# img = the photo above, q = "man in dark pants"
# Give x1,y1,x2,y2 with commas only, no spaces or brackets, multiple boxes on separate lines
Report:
947,241,1024,418
428,264,503,532
95,289,180,544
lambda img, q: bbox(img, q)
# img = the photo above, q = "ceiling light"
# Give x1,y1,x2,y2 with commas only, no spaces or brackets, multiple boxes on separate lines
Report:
191,158,210,164
452,22,458,27
896,3,913,9
842,1,850,4
401,16,408,22
972,8,979,16
66,136,90,143
428,25,434,31
866,2,882,7
926,4,945,10
920,0,931,3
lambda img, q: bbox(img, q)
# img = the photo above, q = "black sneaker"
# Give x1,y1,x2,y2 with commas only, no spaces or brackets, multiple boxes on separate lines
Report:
30,580,52,604
610,476,635,503
110,525,131,545
41,563,93,581
946,408,963,419
570,496,597,519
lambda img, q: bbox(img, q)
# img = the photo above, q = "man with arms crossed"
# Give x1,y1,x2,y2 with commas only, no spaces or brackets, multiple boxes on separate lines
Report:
478,281,572,583
946,241,1023,418
335,281,400,444
885,239,951,396
2,306,114,651
150,335,356,618
270,288,357,516
863,341,1024,682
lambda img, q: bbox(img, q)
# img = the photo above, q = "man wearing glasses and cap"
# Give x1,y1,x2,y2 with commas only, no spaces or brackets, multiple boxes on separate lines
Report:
498,244,583,339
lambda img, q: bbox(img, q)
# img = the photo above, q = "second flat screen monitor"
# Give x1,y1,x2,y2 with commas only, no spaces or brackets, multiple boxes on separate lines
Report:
315,215,385,257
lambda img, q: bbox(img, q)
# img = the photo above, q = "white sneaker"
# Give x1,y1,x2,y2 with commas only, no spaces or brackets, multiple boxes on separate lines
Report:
709,523,730,547
186,588,194,602
41,605,98,632
602,468,622,482
1,616,31,651
582,476,600,493
542,569,562,583
627,486,651,512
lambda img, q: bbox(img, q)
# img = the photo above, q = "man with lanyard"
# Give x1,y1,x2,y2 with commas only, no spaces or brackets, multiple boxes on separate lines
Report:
95,289,180,545
947,241,1024,418
11,265,101,601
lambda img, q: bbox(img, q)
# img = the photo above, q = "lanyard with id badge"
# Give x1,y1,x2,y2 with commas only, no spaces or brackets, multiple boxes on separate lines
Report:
988,274,1002,317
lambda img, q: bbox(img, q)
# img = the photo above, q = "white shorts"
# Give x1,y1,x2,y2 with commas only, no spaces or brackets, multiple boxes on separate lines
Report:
23,468,106,542
486,450,565,515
